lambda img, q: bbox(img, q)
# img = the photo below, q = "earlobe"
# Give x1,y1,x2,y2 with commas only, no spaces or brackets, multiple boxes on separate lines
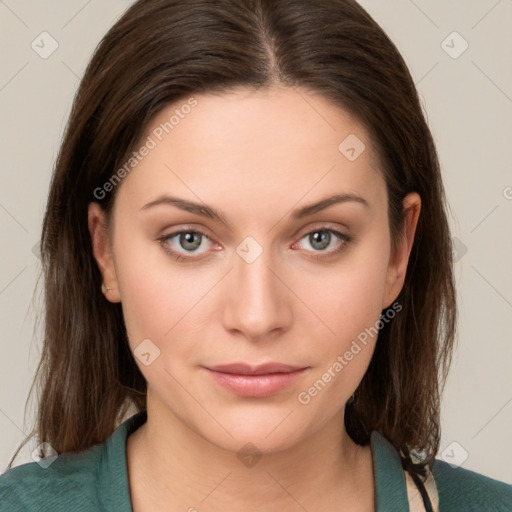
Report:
87,202,121,303
382,192,421,309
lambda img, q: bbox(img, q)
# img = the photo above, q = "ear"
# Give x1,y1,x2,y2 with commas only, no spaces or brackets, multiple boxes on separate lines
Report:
382,192,421,309
88,202,121,303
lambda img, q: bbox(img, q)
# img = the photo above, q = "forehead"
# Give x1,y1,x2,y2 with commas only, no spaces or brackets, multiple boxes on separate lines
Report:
114,87,386,220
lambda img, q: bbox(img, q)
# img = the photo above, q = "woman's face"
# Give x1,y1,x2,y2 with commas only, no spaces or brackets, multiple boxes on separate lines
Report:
89,86,419,453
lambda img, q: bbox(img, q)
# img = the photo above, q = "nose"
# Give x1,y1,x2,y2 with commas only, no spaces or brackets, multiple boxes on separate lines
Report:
221,244,293,341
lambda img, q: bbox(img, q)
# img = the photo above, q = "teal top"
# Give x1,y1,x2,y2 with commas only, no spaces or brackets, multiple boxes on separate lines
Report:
1,411,510,511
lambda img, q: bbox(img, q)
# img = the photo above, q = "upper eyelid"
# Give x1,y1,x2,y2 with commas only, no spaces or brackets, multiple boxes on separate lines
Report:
295,222,349,238
161,223,347,239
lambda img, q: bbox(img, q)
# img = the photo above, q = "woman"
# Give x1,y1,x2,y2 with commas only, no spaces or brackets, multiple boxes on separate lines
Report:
1,0,510,510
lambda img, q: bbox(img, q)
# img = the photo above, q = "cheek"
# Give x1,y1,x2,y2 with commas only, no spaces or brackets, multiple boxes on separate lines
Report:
112,230,185,345
296,231,390,343
291,230,391,402
113,233,220,376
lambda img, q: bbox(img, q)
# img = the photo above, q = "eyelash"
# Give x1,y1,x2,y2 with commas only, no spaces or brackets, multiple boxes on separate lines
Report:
157,226,352,262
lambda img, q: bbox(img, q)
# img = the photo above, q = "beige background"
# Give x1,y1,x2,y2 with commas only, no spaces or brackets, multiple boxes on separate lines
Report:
1,0,511,484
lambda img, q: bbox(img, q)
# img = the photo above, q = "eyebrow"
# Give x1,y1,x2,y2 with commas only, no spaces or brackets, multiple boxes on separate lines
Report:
140,193,369,224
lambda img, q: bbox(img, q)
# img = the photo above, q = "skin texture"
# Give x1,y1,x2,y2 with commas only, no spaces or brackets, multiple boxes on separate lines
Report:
88,86,421,511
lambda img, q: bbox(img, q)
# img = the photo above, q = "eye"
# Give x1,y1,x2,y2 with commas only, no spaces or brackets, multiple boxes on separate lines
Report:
158,225,351,262
158,229,215,261
293,227,351,258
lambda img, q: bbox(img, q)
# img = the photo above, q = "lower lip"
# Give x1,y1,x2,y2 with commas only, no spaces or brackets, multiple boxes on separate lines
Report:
203,368,308,397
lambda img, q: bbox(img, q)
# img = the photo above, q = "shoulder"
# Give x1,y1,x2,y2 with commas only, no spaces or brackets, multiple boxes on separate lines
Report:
430,458,512,511
0,411,145,512
370,430,511,512
0,444,105,512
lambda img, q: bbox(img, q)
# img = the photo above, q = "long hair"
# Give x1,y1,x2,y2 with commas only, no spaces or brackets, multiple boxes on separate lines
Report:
8,0,456,469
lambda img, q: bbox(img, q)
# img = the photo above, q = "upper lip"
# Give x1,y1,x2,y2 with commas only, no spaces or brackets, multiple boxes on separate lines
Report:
205,363,306,375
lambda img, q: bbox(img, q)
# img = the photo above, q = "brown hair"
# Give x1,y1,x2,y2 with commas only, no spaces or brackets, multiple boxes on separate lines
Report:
8,0,456,471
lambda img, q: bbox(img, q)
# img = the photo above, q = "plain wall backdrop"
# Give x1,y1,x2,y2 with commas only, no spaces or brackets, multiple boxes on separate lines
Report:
1,0,511,484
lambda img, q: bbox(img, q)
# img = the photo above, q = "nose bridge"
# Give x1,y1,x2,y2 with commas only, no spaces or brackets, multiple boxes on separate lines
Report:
221,236,291,339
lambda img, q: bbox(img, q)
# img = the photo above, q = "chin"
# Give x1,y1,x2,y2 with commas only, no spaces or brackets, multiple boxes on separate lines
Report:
213,428,305,457
191,404,320,456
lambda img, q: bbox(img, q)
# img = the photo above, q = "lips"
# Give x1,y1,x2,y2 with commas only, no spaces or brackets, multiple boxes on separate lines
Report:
205,362,305,375
202,362,309,397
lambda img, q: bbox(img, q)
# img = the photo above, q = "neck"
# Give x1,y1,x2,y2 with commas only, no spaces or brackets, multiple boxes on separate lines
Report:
126,392,375,512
